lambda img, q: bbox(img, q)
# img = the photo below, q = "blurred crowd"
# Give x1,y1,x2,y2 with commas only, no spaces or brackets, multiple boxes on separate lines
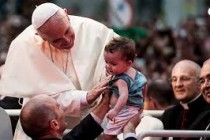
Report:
119,14,210,85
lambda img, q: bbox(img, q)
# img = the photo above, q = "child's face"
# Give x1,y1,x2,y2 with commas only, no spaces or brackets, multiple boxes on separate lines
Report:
104,51,130,75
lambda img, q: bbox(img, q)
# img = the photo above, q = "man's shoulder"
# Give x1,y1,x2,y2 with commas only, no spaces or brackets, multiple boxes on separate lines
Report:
9,25,44,52
17,25,35,35
12,25,36,42
69,15,108,30
162,104,181,116
161,105,181,128
69,15,99,24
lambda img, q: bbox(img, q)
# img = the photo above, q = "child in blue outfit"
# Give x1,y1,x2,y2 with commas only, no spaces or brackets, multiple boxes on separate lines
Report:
103,37,147,140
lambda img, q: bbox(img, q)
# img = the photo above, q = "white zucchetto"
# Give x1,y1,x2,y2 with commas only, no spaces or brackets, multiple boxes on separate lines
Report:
31,3,62,30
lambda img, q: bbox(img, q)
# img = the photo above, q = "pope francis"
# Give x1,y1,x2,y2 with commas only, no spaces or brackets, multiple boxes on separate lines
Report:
0,2,118,140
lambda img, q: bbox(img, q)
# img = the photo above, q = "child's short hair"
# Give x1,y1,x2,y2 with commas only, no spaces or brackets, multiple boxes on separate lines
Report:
104,37,136,61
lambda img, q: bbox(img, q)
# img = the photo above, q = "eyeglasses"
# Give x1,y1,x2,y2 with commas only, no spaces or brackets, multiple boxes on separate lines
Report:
198,74,210,85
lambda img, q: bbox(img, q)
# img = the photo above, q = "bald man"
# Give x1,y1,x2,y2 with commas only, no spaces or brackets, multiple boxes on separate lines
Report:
20,94,139,140
161,60,210,140
0,2,119,140
20,94,110,140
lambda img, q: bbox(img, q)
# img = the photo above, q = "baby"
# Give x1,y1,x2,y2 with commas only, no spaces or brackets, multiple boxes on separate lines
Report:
103,37,147,140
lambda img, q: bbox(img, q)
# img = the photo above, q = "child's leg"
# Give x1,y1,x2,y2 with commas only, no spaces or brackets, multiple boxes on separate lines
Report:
103,134,118,140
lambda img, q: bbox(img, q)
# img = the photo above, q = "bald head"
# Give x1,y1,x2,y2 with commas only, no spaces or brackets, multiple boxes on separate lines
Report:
171,60,201,103
172,60,201,77
203,59,210,65
20,95,58,138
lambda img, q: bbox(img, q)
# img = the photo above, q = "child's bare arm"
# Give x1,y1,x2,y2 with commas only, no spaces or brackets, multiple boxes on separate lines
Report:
113,79,129,112
106,79,128,120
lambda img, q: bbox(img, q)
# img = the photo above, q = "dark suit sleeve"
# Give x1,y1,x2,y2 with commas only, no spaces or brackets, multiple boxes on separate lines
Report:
125,137,137,140
189,110,210,130
63,114,103,140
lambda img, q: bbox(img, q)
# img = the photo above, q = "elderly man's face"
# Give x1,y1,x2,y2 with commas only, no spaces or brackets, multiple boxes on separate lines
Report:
170,64,199,103
199,62,210,103
38,10,75,50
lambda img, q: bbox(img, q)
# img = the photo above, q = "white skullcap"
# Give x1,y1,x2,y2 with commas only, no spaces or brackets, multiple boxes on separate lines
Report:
32,3,62,29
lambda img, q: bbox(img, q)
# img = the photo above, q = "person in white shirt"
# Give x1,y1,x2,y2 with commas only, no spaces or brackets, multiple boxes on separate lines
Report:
0,2,120,140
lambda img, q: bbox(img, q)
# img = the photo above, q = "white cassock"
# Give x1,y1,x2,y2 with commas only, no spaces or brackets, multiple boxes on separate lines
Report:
0,15,119,140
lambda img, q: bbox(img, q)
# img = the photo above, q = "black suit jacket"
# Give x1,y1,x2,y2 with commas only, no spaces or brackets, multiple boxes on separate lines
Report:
63,114,103,140
184,110,210,140
189,110,210,130
161,95,210,140
125,138,137,140
161,95,210,130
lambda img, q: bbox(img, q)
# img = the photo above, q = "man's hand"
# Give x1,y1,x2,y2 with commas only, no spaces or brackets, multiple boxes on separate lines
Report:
92,89,111,120
86,76,111,105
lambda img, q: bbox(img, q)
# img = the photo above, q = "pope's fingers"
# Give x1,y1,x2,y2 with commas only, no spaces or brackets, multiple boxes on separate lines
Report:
95,79,110,89
99,80,109,87
99,75,111,85
105,75,112,80
93,75,112,90
102,88,112,95
96,86,108,93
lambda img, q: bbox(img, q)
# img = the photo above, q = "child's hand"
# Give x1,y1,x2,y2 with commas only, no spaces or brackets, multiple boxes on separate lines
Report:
106,109,118,121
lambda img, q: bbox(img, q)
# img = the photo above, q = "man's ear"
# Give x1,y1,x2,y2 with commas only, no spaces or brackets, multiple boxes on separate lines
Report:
63,8,70,21
35,31,47,41
63,8,68,16
42,37,47,41
50,119,60,130
127,60,133,66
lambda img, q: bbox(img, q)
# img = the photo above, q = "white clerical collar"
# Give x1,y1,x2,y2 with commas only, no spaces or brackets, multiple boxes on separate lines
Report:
180,94,201,109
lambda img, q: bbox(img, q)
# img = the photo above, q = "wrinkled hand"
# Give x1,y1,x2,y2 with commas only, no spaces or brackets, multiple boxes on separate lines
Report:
106,108,118,121
86,76,111,105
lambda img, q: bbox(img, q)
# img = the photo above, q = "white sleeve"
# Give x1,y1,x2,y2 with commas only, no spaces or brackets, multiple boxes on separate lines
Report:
53,90,88,117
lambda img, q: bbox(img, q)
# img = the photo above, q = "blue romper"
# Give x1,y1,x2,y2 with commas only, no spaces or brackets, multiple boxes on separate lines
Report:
104,70,147,135
109,70,147,107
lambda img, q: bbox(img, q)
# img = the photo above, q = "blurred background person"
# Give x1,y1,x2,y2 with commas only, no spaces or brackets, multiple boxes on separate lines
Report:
144,79,177,110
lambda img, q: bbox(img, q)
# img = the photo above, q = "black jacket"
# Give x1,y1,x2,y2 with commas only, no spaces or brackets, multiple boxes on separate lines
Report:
161,95,210,140
161,95,210,130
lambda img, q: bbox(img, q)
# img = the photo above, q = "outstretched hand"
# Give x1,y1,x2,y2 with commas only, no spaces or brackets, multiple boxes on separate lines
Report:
92,89,111,121
86,75,111,105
